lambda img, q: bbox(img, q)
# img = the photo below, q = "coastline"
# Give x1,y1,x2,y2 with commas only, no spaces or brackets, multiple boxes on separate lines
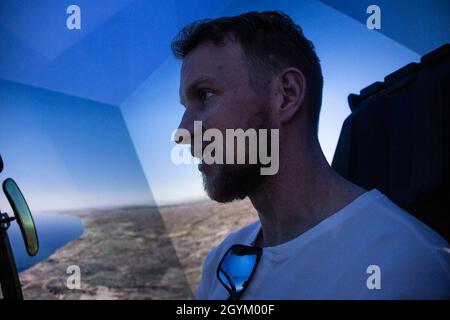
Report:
11,212,84,273
19,199,257,299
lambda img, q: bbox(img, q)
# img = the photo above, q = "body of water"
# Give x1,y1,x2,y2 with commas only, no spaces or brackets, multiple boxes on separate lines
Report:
6,212,84,272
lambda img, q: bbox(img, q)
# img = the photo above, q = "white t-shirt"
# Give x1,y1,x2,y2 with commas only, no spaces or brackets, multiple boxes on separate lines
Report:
196,189,450,299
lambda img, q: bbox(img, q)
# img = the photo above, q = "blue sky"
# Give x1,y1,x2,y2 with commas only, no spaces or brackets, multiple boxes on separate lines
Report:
0,80,154,212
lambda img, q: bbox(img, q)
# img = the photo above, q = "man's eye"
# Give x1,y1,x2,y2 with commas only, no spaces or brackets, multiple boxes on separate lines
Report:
199,90,213,103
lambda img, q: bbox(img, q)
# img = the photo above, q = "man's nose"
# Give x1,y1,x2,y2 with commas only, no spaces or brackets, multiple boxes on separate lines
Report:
175,111,195,145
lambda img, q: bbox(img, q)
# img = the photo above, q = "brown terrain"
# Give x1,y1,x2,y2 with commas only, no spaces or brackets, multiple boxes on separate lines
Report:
19,198,258,299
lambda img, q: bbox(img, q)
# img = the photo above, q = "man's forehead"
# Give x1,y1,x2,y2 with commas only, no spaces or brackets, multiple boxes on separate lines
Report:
180,40,245,83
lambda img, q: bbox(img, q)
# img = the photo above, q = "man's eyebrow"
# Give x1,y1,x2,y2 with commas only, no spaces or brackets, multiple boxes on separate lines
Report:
179,76,217,105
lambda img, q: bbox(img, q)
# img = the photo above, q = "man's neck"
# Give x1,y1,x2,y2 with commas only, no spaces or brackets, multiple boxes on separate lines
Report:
249,140,366,248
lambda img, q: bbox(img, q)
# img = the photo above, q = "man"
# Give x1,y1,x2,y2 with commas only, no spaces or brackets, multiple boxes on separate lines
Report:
172,11,450,299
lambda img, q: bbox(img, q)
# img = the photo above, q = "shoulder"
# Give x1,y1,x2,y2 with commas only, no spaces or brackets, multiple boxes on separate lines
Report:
352,190,450,297
364,190,449,251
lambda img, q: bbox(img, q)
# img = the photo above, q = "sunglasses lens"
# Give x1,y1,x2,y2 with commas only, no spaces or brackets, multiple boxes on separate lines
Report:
218,247,259,294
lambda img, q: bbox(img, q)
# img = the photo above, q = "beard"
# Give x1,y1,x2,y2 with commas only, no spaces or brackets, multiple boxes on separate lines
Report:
201,108,275,203
202,162,264,203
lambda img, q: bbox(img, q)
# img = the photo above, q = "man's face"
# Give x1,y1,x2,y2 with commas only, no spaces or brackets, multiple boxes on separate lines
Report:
178,39,274,202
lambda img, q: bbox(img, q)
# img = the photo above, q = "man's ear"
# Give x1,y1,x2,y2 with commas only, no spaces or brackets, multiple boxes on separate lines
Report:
275,68,306,124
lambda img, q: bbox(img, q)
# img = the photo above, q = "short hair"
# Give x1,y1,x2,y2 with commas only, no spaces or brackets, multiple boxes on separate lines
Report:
171,11,323,134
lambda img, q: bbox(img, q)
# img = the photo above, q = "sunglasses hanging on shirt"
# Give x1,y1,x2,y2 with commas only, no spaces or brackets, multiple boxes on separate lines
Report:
216,244,262,300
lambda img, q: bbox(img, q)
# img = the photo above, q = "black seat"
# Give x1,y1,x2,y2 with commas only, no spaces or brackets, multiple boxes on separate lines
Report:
332,44,450,242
